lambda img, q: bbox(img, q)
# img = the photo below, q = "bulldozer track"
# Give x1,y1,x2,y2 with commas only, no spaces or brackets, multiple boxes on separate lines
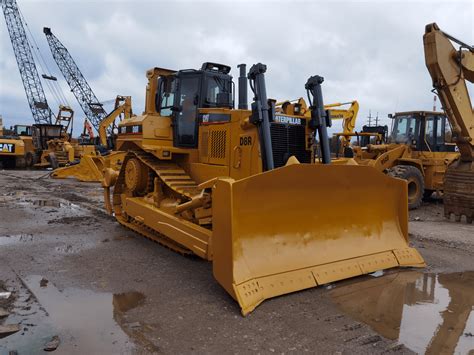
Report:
132,151,201,199
116,215,192,255
112,150,201,255
444,168,474,223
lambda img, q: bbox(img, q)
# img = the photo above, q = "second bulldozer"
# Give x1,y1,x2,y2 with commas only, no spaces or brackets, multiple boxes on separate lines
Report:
103,62,425,315
50,96,131,182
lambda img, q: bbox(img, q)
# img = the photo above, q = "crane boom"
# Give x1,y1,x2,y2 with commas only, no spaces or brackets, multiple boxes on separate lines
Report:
1,0,53,124
43,27,107,133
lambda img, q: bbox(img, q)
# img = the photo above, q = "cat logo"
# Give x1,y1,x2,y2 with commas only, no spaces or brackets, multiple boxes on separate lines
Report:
274,115,302,125
0,143,14,153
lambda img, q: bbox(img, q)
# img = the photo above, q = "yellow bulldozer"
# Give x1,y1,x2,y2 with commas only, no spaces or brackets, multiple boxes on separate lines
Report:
50,96,130,182
101,62,424,315
424,23,474,223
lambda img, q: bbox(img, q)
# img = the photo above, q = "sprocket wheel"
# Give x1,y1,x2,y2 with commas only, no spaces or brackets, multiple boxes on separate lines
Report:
124,158,149,194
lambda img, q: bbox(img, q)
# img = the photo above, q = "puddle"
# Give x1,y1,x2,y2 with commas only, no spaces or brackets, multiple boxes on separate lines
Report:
330,271,474,354
54,243,94,254
33,200,62,208
113,292,146,313
0,275,148,354
10,197,80,210
32,200,80,210
0,234,33,246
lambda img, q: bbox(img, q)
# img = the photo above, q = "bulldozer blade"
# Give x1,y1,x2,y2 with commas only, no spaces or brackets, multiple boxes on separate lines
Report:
51,151,125,182
211,164,425,315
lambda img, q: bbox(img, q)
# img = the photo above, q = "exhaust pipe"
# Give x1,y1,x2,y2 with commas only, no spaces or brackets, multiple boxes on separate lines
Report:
237,64,248,110
305,75,331,164
248,63,274,171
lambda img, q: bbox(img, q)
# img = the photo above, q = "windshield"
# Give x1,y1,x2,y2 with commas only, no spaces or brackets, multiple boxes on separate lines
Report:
14,125,30,136
204,75,231,107
390,115,419,143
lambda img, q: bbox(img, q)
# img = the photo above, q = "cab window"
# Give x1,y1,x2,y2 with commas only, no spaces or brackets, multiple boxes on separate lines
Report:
390,115,419,144
157,77,176,116
425,116,435,149
203,75,231,108
14,125,30,136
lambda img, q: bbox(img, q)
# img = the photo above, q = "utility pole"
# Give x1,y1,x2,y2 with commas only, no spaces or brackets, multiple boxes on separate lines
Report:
367,110,372,126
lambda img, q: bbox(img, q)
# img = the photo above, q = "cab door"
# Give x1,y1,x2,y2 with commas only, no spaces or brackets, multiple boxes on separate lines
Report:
174,75,201,148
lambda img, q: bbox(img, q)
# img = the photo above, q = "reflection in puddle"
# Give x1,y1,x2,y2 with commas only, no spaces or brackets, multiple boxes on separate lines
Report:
33,200,62,208
114,292,146,313
330,271,474,354
32,200,79,209
0,275,147,354
0,234,33,246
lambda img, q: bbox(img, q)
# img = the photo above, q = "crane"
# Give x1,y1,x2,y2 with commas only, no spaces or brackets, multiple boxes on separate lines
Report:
43,27,107,134
1,0,53,124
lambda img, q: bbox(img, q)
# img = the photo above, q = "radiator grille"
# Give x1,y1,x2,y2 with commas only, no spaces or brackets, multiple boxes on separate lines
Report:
270,123,310,168
210,130,226,159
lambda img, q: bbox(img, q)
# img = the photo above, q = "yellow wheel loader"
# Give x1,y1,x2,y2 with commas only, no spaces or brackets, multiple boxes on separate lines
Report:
50,96,130,182
102,62,424,315
424,23,474,223
349,111,458,209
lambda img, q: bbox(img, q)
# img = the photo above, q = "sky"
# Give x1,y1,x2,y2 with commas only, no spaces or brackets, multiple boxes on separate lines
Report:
0,0,473,136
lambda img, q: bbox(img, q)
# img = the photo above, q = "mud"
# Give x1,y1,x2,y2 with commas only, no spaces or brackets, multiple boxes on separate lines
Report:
1,170,474,354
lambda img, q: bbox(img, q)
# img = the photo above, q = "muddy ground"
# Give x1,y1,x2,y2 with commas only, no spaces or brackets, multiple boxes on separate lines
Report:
0,170,473,354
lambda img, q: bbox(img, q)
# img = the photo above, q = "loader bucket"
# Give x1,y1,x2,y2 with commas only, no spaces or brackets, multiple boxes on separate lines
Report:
212,163,425,315
51,151,125,182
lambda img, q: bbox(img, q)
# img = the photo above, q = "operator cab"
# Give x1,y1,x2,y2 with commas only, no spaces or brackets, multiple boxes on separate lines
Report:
13,125,32,136
389,111,455,152
32,124,64,150
156,62,234,148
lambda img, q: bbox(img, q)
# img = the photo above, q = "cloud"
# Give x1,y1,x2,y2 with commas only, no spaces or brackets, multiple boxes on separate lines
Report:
1,0,473,135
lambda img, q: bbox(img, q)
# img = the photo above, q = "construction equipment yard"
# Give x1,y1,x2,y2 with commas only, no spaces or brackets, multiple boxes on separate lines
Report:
1,0,474,354
0,171,473,354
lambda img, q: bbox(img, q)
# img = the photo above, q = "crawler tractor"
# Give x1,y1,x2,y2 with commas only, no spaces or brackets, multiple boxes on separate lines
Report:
103,62,424,314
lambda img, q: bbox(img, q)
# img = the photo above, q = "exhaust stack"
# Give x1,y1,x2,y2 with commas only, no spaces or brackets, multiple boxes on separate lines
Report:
237,64,248,110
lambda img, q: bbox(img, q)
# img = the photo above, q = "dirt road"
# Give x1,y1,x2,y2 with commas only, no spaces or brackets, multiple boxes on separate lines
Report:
0,171,473,354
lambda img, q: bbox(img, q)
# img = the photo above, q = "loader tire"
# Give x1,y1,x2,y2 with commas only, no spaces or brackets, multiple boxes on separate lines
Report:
25,152,34,168
388,165,424,210
49,152,59,170
2,157,16,169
